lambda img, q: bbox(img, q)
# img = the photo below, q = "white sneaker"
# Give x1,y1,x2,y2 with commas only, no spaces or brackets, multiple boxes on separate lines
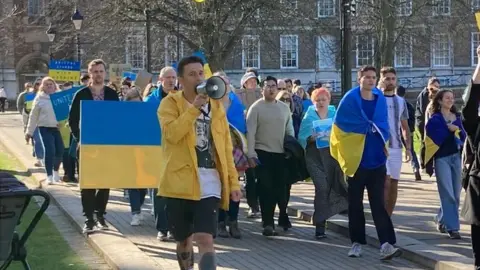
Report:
34,159,43,167
380,243,402,260
53,171,61,183
130,214,142,226
157,231,168,241
348,242,362,257
46,175,54,185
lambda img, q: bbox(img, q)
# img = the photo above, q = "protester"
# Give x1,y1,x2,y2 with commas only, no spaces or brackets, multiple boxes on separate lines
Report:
17,82,32,132
293,85,313,112
424,90,465,239
279,79,303,137
215,71,246,239
416,77,441,169
158,56,241,270
246,75,295,236
460,46,480,268
143,66,178,241
378,67,411,216
25,77,64,185
69,59,120,234
236,70,262,218
298,88,348,239
29,80,45,167
0,86,7,112
330,65,400,260
397,86,422,181
80,74,90,86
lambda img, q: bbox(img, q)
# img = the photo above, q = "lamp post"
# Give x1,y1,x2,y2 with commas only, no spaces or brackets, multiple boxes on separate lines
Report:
71,8,84,63
46,24,56,59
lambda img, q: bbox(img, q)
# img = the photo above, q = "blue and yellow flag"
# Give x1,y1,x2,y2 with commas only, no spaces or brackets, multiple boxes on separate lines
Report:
424,112,465,169
48,60,81,82
50,87,82,148
330,87,389,177
25,92,36,112
192,50,213,79
79,101,162,189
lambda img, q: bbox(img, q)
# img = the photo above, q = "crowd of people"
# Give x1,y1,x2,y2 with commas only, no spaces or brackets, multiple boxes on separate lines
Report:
15,48,480,269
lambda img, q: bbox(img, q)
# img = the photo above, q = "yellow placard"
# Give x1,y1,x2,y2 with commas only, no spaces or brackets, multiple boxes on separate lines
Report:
58,119,71,148
476,12,480,30
48,70,81,82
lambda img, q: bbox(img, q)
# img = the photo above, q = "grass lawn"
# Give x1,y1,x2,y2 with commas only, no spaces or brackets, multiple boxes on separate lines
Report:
0,146,90,270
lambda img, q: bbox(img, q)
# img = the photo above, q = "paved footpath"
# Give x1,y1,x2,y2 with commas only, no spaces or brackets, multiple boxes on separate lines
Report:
0,112,425,270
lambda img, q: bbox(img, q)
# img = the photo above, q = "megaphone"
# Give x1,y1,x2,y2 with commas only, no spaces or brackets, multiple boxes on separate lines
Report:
196,76,227,99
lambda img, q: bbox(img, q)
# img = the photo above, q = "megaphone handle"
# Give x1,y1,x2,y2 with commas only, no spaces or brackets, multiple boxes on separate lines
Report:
199,101,211,118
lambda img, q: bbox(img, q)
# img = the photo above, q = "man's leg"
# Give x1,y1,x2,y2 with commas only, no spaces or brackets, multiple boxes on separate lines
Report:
472,224,480,268
385,148,401,216
81,189,96,232
256,150,276,233
95,189,110,229
167,198,194,270
245,168,259,216
193,197,219,270
347,169,367,245
365,166,397,245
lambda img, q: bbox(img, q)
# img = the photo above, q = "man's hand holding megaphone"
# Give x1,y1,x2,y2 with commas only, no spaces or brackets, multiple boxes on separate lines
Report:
192,93,209,109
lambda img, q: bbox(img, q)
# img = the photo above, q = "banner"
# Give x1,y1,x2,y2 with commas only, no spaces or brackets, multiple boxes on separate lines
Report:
109,64,132,85
48,60,81,82
312,118,333,149
24,92,36,111
122,71,137,81
79,101,161,189
50,87,82,147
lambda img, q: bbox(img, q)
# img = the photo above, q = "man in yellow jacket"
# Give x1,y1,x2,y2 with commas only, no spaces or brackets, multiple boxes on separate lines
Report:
158,55,242,270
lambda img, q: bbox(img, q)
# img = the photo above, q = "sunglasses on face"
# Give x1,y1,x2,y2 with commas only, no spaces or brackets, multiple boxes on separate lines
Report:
278,88,286,91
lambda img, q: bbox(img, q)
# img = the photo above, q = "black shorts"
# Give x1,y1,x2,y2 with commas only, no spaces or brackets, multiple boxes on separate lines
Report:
166,197,220,242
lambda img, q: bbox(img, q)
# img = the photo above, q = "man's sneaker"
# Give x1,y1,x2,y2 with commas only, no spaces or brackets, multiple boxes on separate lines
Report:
83,220,96,234
315,232,327,239
448,231,461,239
130,214,142,226
262,226,277,237
157,231,174,242
53,171,61,183
96,216,109,230
380,243,402,260
278,215,292,231
348,243,362,257
228,220,242,239
247,208,260,218
46,175,54,185
218,222,229,238
167,232,175,241
437,223,447,233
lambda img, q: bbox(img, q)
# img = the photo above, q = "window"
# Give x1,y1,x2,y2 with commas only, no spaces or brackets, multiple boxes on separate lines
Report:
472,32,480,66
398,78,412,88
164,35,184,66
318,0,336,17
242,35,260,69
355,35,374,67
431,34,451,67
317,35,336,69
28,0,44,16
125,34,145,69
322,80,339,92
432,0,450,15
472,0,480,10
280,35,299,69
397,0,412,16
281,0,298,9
437,77,451,86
394,34,413,68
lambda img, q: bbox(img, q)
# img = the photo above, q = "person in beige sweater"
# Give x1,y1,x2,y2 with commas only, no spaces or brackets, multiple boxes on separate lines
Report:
25,77,64,185
246,75,294,237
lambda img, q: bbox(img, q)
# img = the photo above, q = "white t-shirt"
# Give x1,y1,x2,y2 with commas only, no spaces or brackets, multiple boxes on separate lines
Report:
385,95,409,149
193,103,221,199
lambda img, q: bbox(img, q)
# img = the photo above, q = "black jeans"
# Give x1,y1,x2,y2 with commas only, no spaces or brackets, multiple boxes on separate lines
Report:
347,165,396,245
0,97,6,112
81,189,110,220
473,224,480,267
255,149,287,228
245,168,259,211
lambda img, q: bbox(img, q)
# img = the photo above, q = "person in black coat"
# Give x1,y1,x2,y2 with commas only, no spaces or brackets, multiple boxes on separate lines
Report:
68,59,120,234
460,46,480,270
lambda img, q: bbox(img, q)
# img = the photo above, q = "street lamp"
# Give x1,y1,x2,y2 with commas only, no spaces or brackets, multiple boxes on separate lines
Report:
46,23,56,43
71,9,84,63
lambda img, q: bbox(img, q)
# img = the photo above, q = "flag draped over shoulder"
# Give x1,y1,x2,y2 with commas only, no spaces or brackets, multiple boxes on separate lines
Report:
330,87,389,177
424,112,466,175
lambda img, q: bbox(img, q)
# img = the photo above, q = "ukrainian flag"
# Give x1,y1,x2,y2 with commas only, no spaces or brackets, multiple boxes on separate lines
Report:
192,50,213,79
330,87,389,177
79,101,161,189
25,93,36,112
424,113,465,175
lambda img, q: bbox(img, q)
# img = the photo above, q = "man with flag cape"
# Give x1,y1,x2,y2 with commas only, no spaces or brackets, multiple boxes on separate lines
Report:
330,66,401,260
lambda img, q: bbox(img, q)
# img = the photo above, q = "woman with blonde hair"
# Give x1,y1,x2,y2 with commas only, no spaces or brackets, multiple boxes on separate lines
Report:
25,77,64,185
293,85,313,112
